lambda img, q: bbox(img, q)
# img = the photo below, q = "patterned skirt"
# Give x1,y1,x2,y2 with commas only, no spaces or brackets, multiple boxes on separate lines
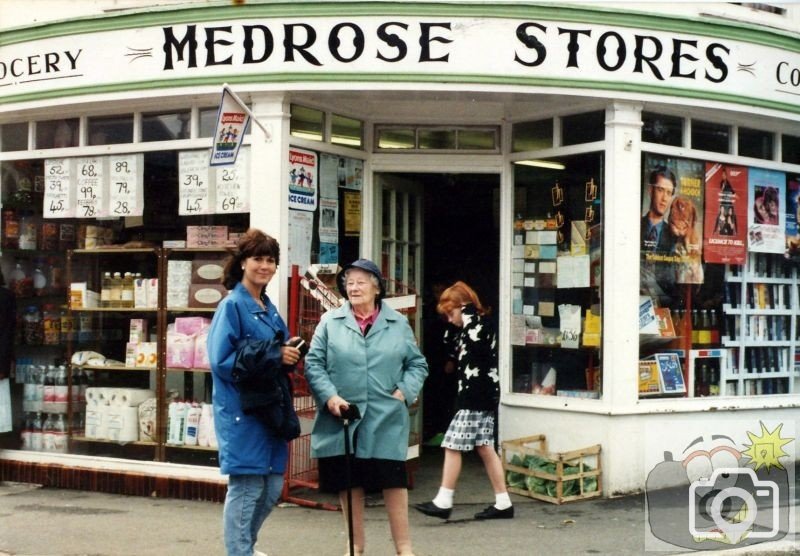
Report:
440,409,495,451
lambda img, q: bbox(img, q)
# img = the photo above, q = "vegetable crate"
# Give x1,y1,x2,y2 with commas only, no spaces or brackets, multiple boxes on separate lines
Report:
502,434,602,505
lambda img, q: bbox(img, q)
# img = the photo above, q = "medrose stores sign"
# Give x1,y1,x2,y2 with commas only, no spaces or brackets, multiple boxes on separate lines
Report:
0,15,798,113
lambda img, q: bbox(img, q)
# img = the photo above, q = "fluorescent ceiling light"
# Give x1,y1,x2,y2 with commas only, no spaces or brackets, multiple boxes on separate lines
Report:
514,160,566,170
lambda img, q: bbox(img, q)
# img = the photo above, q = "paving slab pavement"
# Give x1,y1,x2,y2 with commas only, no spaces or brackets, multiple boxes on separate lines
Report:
0,449,797,555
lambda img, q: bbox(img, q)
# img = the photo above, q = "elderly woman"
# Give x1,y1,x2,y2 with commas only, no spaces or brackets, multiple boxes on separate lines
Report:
305,259,428,556
207,228,304,556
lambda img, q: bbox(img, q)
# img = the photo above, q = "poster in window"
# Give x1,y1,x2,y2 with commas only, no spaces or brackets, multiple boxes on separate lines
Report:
288,148,318,212
703,163,747,264
344,190,361,236
641,155,705,289
785,175,800,262
747,168,785,253
319,153,339,200
655,352,686,394
319,198,339,243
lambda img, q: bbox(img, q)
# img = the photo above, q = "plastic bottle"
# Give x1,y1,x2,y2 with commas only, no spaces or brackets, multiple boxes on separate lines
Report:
42,365,56,413
54,365,68,413
39,221,59,251
42,304,61,345
121,272,135,308
32,260,48,297
183,402,202,446
110,272,123,308
60,308,75,343
53,414,68,453
100,272,112,308
10,261,31,297
49,257,64,294
31,412,43,451
42,413,56,452
34,365,45,413
22,306,43,345
20,413,33,450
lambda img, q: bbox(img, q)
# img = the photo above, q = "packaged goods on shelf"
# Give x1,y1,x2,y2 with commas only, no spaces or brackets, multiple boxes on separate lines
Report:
186,225,228,247
183,403,202,446
166,331,195,369
134,342,157,368
69,282,100,309
193,330,210,370
167,261,192,307
191,259,225,284
197,402,217,448
188,284,227,308
138,398,157,442
129,319,148,343
174,316,211,336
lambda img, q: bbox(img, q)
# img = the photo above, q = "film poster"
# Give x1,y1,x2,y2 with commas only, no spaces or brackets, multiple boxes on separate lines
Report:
747,168,786,253
703,163,747,264
785,174,800,261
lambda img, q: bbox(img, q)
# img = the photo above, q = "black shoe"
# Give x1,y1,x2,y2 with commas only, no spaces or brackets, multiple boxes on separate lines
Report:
474,505,514,520
414,501,452,519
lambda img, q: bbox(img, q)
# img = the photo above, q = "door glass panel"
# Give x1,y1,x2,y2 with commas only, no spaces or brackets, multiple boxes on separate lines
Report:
382,191,392,238
396,193,406,240
408,194,418,242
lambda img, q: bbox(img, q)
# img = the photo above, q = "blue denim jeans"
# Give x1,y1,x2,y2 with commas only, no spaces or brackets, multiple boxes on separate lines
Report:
223,473,284,556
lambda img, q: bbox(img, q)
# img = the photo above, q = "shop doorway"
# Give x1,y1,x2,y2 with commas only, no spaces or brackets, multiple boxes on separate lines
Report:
377,172,501,444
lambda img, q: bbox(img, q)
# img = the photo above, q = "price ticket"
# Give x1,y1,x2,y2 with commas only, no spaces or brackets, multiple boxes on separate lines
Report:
75,156,107,218
214,146,249,213
43,158,76,218
179,150,212,215
109,154,144,217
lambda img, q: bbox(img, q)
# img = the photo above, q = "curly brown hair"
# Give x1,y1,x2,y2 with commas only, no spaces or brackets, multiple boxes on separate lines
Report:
222,228,280,290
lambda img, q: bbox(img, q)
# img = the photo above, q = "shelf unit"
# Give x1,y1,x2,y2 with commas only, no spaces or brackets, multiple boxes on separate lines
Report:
718,252,799,396
66,246,227,464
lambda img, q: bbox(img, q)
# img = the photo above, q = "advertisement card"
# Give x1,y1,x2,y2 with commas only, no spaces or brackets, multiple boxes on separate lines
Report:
703,163,747,264
748,168,786,253
785,175,800,261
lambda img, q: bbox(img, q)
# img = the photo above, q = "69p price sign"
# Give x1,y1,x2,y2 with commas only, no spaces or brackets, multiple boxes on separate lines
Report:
179,150,212,215
214,146,249,214
109,154,144,217
43,158,76,218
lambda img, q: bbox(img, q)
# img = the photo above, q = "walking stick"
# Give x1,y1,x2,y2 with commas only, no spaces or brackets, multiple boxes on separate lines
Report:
341,404,361,556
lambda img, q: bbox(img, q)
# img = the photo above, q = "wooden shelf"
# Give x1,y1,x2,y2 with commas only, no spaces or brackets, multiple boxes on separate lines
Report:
70,248,159,254
165,443,218,451
167,306,218,313
166,247,229,253
166,367,211,373
72,364,156,372
70,307,158,312
71,436,157,447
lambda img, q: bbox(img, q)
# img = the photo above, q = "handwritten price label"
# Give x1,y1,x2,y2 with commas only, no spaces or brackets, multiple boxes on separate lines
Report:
75,157,106,218
179,150,211,215
215,146,249,213
109,154,143,217
43,158,75,218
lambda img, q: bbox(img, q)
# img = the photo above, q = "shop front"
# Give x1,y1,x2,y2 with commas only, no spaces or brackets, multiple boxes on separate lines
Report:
1,1,799,500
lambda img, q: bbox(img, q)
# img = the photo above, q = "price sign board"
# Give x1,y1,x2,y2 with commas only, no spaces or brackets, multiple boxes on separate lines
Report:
75,156,107,218
179,150,212,215
43,158,76,218
214,146,249,214
109,153,144,217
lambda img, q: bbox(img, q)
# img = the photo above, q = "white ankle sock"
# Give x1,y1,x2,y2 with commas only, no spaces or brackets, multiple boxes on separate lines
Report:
432,487,454,509
494,492,512,510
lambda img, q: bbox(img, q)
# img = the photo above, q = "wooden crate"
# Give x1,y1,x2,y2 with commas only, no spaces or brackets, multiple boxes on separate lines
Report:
502,434,602,505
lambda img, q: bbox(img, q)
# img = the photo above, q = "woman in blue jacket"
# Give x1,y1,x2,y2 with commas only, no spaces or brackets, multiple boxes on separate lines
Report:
305,259,428,556
207,229,304,556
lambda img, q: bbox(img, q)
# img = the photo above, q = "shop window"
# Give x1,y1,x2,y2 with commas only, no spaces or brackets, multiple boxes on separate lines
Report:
35,119,79,149
1,122,28,152
142,111,190,142
691,120,730,154
290,104,324,142
199,106,251,138
561,111,605,146
331,114,363,148
638,153,800,399
377,128,415,149
738,127,774,160
783,134,800,165
511,152,603,398
642,112,683,147
88,114,133,145
512,119,553,152
419,129,456,150
458,128,497,150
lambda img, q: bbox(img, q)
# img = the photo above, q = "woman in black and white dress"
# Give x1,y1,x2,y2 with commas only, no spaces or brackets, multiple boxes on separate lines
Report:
414,281,514,521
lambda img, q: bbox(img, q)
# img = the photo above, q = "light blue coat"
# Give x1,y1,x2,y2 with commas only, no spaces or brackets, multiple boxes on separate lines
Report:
206,282,289,476
305,301,428,462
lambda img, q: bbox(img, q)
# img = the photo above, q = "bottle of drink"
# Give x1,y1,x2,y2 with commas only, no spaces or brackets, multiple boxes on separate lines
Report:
22,306,43,345
60,308,74,343
42,413,56,452
77,367,88,404
42,304,60,345
54,365,68,413
18,210,38,250
121,272,135,308
31,412,43,451
42,365,56,413
10,260,31,297
709,365,720,396
49,256,64,294
53,414,68,453
20,413,33,450
2,208,19,249
34,365,45,412
100,272,112,308
110,272,123,308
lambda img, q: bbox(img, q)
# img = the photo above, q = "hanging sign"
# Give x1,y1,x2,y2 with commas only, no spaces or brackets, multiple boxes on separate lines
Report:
288,148,318,212
214,146,249,213
786,175,800,262
108,153,144,217
179,150,212,215
75,156,107,218
43,158,75,218
748,168,786,253
209,85,251,167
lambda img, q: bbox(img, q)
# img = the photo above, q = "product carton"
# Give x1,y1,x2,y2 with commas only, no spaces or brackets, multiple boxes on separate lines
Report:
70,282,100,309
191,259,225,284
186,225,228,247
174,316,211,336
129,318,149,343
188,284,228,308
166,332,195,369
135,342,158,368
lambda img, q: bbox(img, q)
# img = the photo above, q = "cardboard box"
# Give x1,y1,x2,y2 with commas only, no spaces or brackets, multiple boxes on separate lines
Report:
502,435,602,505
188,284,228,308
135,342,158,368
129,319,149,343
191,259,225,284
70,282,100,309
186,226,228,247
